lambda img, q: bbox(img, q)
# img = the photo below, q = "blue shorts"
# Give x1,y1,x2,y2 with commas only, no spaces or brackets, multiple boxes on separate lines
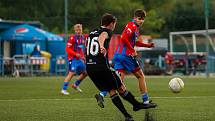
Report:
113,54,140,73
68,58,86,75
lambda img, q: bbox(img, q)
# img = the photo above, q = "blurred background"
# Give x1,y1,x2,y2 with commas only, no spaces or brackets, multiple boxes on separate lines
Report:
0,0,215,76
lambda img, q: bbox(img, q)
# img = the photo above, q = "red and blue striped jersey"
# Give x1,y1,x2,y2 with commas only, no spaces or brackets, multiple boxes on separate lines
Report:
115,20,139,55
66,35,86,60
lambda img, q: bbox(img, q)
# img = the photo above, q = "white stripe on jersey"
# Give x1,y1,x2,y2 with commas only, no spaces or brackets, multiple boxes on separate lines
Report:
67,43,72,46
127,28,132,33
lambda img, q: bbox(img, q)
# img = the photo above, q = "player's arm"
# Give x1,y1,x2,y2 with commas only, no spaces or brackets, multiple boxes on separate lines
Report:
65,38,81,58
121,29,135,54
98,32,108,55
136,41,154,48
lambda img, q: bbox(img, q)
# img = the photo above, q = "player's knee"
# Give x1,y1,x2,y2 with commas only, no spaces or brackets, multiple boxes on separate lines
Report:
118,89,124,94
135,75,141,79
109,89,117,96
68,71,75,76
119,90,130,98
134,71,144,79
117,86,126,94
135,74,143,79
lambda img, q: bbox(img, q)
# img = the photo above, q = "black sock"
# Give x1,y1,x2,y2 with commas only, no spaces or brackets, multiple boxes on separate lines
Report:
120,91,140,107
111,94,131,118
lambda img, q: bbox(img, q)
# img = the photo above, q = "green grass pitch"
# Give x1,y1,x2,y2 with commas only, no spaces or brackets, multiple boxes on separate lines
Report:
0,76,215,121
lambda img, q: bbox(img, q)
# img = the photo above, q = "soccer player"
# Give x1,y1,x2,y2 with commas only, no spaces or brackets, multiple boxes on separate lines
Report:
96,9,157,108
86,13,153,121
61,24,87,95
113,9,156,105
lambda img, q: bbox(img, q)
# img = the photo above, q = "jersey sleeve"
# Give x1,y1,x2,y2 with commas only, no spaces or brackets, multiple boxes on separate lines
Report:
120,22,137,54
66,36,78,57
136,41,152,47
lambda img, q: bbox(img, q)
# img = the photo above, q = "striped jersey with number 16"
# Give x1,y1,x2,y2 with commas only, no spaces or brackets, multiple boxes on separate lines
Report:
86,27,112,70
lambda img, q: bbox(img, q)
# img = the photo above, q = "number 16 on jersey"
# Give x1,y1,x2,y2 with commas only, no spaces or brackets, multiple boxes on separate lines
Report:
87,37,99,56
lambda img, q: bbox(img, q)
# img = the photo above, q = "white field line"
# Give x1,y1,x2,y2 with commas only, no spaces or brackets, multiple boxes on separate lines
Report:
0,96,215,102
126,75,215,78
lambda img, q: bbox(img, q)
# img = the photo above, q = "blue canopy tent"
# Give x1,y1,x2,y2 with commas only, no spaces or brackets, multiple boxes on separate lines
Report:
0,24,66,74
0,24,46,41
0,24,63,55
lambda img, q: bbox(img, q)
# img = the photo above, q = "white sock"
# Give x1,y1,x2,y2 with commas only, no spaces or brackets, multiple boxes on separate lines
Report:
143,100,149,104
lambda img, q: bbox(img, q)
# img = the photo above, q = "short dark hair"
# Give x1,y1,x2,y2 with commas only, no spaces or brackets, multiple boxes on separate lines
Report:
101,13,117,26
134,9,146,18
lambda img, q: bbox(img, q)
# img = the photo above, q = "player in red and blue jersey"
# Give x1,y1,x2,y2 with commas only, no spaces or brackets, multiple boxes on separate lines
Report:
95,9,156,109
61,24,88,95
112,9,156,106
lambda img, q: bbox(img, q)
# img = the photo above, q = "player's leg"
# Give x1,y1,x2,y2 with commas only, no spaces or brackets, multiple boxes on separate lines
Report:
95,70,122,108
132,69,148,100
61,60,76,95
95,71,123,108
117,84,139,106
94,55,119,106
133,69,151,102
132,69,157,108
113,56,155,109
122,55,150,103
71,60,87,92
115,69,125,82
121,55,156,108
109,89,134,121
61,71,75,95
111,70,155,110
117,83,156,111
71,71,87,92
87,69,107,108
87,69,133,121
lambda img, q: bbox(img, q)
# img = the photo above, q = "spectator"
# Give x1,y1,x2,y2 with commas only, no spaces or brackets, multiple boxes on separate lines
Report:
30,44,41,71
165,52,173,75
31,45,41,57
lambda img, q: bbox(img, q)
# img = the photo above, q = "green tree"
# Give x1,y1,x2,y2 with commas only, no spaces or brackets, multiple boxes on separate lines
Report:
1,0,214,37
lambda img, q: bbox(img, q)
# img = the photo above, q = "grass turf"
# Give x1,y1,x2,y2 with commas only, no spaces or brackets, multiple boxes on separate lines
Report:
0,76,215,121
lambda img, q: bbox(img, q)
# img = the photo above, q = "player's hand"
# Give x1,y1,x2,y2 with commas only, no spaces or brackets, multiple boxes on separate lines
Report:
147,43,154,48
76,54,85,62
81,56,86,63
129,51,137,58
100,46,107,55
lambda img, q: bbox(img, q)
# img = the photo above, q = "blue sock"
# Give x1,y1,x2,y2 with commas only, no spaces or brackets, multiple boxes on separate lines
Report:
62,82,70,90
99,91,108,97
74,80,81,87
141,93,149,103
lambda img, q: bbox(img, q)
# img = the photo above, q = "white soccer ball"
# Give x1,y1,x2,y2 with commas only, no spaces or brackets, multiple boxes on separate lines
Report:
169,77,184,93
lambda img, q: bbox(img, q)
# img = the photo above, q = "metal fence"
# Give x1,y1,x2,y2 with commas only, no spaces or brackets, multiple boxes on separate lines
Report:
208,56,215,73
3,57,14,76
0,55,55,76
0,55,3,76
55,55,67,76
0,53,213,76
172,53,207,75
29,56,48,75
13,55,30,76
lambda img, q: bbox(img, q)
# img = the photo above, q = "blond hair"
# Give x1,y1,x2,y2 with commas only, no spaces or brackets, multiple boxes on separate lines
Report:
74,24,82,29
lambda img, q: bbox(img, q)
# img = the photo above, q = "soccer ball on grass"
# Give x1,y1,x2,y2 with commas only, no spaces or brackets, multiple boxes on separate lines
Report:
169,77,184,93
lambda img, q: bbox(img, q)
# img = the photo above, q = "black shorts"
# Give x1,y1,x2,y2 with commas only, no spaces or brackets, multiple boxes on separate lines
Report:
86,67,123,92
